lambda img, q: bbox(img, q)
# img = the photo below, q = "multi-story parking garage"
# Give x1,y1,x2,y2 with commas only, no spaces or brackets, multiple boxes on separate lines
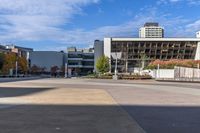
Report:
94,37,200,73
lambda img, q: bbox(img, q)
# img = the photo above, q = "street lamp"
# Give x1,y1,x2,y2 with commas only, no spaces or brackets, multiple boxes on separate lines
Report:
111,52,122,80
65,63,68,78
15,60,18,77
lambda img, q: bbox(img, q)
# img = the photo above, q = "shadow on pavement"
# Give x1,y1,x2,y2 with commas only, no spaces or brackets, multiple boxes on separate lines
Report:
0,77,45,83
0,104,144,133
122,105,200,133
0,87,54,98
0,104,199,133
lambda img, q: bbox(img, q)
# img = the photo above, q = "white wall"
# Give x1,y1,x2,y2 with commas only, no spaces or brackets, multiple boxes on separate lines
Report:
104,38,111,59
151,69,175,79
197,31,200,38
139,27,146,38
195,42,200,60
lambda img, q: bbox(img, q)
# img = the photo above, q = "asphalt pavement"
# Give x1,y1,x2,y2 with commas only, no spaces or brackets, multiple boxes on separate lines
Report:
1,78,200,133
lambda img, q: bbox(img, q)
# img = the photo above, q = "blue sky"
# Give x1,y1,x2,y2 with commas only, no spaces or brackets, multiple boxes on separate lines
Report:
0,0,200,51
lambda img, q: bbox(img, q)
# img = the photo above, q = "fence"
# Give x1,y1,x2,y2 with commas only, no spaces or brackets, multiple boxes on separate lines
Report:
174,67,200,81
152,69,174,79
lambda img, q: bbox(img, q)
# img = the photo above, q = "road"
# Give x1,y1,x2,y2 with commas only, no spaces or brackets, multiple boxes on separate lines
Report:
0,78,200,133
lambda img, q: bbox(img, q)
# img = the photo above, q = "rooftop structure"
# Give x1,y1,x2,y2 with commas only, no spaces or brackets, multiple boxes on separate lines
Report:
5,44,33,60
139,22,164,38
144,22,159,27
197,31,200,38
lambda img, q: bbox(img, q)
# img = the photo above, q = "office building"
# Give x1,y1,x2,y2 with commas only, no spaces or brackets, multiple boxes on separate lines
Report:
66,47,94,76
30,51,65,72
139,22,164,38
94,37,200,73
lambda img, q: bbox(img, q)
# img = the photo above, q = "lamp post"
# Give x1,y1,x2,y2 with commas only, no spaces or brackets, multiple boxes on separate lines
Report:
15,60,18,77
65,63,68,78
114,54,118,76
111,52,122,80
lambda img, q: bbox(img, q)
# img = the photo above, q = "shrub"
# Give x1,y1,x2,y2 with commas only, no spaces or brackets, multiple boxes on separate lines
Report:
146,59,200,69
96,55,110,74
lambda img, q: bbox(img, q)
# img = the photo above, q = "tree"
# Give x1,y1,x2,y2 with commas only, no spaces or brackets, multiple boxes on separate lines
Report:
146,59,200,69
51,66,59,77
2,53,17,75
139,53,148,70
0,53,5,71
96,55,110,74
30,65,41,74
18,57,28,74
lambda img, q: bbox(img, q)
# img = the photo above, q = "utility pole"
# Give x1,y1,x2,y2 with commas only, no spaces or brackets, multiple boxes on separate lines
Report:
157,64,160,79
15,61,18,77
198,64,200,79
114,54,118,76
65,63,68,78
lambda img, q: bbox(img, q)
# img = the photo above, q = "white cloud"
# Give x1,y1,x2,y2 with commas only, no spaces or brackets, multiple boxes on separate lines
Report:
186,20,200,32
59,6,199,45
0,0,99,42
0,0,199,51
158,0,200,5
188,0,200,5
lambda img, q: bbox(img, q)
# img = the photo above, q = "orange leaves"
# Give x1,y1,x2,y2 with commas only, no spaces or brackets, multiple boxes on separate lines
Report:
147,59,200,69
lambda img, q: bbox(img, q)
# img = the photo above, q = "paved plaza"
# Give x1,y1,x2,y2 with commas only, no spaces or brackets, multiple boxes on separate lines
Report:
0,78,200,133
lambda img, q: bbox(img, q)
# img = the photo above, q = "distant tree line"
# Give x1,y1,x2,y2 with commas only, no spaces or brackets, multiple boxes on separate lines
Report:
30,65,65,77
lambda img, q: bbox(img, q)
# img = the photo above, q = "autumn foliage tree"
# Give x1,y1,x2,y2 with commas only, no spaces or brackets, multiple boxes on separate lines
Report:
30,65,41,74
1,53,28,75
18,56,28,74
0,53,5,73
51,66,59,77
2,53,17,75
146,59,200,69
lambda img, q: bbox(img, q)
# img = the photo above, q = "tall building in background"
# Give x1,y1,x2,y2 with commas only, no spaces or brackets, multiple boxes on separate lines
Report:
197,31,200,38
139,22,164,38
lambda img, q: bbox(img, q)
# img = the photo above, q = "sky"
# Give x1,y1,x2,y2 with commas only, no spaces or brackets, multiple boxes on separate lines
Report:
0,0,200,51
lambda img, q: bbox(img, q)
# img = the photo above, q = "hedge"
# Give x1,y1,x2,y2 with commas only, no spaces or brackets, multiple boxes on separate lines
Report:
146,59,200,69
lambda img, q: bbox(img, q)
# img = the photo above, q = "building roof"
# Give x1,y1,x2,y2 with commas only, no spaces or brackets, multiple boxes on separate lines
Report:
0,45,5,49
0,45,8,52
144,22,159,27
5,45,33,51
107,37,200,42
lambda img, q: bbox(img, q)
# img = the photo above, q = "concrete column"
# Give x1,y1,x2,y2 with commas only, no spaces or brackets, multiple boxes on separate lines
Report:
195,42,200,60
